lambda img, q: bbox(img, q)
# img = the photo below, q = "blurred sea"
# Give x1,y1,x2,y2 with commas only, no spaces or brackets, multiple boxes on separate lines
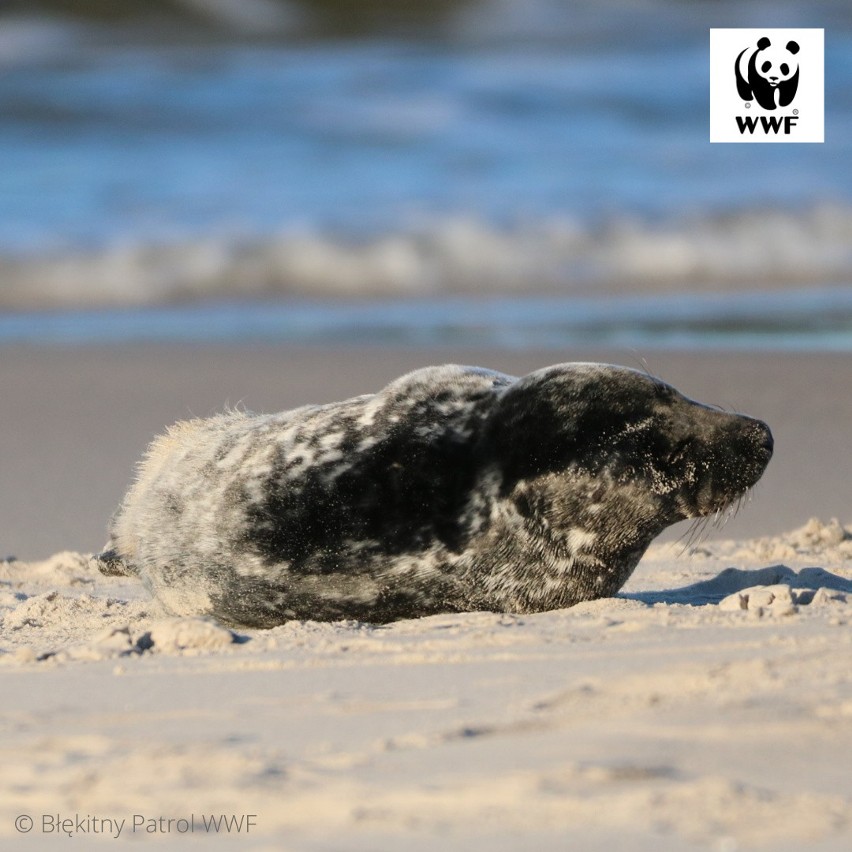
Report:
2,0,852,349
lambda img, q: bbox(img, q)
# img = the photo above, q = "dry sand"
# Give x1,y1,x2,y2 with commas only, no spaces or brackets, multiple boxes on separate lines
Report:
1,344,851,849
0,519,850,850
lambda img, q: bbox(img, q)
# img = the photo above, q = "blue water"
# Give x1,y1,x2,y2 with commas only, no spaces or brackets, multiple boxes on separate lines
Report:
2,1,852,348
5,287,852,351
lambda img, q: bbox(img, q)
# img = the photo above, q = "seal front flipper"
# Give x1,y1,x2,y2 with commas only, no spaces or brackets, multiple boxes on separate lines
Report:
95,546,136,577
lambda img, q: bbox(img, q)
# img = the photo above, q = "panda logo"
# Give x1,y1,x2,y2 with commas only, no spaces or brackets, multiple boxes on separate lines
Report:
735,36,800,110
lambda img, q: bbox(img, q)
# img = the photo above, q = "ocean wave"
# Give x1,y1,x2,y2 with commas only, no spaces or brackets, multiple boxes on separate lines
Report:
3,204,852,311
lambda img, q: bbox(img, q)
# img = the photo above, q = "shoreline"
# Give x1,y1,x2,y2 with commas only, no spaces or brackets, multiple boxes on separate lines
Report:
2,287,852,351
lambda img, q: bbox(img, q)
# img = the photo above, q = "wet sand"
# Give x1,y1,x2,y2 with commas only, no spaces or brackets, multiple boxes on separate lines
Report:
0,344,849,560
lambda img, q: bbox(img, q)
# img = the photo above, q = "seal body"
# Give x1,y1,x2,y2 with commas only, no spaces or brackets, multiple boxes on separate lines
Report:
103,363,773,627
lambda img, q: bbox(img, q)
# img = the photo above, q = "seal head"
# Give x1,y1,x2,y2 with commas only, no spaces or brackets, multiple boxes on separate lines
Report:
472,363,773,610
101,363,772,626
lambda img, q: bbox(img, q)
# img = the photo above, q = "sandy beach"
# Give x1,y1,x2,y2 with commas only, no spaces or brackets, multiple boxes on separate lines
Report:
0,344,850,850
1,523,850,850
3,1,851,846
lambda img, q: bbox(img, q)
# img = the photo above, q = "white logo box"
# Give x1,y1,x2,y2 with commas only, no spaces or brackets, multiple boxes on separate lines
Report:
710,28,824,143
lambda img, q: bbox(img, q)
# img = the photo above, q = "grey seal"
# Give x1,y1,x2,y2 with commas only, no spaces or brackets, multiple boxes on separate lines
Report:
100,363,773,627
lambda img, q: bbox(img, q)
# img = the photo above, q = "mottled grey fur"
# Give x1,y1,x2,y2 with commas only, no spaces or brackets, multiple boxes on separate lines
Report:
100,363,773,627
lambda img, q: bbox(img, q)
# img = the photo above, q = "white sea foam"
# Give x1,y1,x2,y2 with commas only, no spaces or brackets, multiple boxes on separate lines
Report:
3,204,852,311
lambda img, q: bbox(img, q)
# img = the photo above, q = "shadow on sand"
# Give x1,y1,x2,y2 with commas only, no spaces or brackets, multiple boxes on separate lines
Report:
622,564,852,607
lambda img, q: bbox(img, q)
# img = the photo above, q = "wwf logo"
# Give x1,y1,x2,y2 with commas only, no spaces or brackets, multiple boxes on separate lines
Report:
710,28,822,143
735,36,800,110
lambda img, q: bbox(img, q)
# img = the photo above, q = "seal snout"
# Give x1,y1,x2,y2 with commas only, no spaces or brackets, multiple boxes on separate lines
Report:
733,416,773,481
715,416,773,510
679,411,773,521
758,420,773,455
747,418,774,462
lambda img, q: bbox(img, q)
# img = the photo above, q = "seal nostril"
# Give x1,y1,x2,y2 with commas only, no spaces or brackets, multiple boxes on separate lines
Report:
757,423,774,454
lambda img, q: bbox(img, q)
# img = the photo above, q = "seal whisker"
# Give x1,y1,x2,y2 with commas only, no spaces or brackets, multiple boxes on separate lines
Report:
629,352,660,383
677,516,711,555
675,522,698,556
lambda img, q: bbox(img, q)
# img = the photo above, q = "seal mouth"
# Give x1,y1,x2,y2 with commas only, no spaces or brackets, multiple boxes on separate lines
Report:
674,419,771,552
678,488,754,551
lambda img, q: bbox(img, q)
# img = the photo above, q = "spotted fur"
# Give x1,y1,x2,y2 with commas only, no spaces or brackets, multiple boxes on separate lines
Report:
101,363,773,627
